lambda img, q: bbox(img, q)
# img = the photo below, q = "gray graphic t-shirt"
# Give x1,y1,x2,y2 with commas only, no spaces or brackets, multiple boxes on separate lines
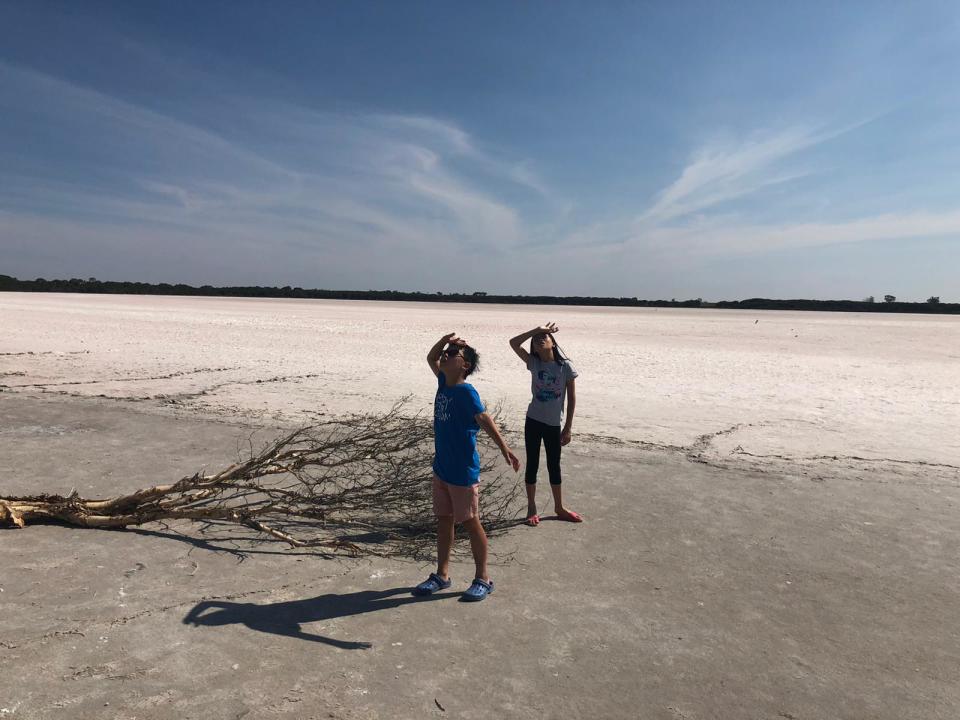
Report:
526,355,578,427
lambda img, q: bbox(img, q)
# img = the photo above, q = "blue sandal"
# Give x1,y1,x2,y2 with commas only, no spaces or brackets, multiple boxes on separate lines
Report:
462,578,494,602
412,572,452,596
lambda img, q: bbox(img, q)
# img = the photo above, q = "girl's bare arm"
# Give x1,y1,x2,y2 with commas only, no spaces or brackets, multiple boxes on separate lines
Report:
476,412,521,471
561,378,576,445
508,322,558,362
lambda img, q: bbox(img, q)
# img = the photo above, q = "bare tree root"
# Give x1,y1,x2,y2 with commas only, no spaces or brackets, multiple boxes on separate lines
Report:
0,399,522,558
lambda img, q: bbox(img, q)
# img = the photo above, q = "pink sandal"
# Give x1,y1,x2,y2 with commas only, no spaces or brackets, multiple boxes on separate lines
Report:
525,513,540,526
556,509,583,523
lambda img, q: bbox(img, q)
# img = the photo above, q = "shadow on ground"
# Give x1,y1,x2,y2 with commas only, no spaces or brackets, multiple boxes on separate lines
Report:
182,586,457,649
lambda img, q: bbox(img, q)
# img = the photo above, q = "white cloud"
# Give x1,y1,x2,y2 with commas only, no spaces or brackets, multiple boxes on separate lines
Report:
636,118,884,226
373,114,474,155
643,209,960,255
638,128,818,224
0,62,548,285
597,113,960,260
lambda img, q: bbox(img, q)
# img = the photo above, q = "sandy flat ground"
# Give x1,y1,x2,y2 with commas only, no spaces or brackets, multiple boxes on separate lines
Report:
2,294,960,718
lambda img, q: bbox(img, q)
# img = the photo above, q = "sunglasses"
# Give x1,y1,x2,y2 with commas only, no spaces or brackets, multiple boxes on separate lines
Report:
442,347,464,358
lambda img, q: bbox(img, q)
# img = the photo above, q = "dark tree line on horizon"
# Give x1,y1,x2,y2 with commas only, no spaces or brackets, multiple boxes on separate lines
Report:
1,274,957,314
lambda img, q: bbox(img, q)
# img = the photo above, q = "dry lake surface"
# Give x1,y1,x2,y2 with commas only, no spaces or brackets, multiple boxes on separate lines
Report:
3,292,959,465
2,292,959,719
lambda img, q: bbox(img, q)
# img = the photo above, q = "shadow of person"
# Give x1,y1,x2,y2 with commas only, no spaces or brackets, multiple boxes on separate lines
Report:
182,586,456,650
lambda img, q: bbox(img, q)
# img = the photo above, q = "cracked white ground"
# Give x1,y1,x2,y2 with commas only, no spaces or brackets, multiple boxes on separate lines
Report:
2,291,958,472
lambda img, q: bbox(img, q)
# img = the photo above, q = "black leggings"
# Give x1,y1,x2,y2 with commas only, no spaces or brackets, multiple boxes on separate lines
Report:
524,416,562,486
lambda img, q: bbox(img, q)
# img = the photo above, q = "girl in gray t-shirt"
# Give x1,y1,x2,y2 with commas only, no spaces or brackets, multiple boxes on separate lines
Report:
508,322,581,525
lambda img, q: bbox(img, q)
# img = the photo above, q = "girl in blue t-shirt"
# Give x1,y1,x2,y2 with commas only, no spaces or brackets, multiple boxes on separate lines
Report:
413,332,520,602
509,322,581,526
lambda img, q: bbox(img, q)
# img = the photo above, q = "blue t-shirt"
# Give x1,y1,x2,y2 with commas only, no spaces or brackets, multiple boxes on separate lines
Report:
433,372,485,486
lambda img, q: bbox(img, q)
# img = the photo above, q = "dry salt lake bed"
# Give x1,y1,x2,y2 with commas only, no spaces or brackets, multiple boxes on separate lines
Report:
2,292,959,719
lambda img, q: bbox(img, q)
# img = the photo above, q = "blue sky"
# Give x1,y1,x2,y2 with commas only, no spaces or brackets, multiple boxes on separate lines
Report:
1,1,958,300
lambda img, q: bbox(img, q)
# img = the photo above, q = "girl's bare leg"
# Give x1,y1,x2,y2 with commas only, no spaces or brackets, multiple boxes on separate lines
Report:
550,483,565,514
525,483,538,518
462,516,489,581
436,515,455,580
551,484,582,521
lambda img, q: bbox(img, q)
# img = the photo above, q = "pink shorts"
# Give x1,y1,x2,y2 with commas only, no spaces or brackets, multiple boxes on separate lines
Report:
432,474,480,523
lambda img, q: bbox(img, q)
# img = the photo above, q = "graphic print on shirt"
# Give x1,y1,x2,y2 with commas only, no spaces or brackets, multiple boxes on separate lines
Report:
435,391,452,422
534,367,562,402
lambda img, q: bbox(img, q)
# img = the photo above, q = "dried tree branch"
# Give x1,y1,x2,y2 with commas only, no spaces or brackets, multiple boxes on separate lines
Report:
0,399,522,558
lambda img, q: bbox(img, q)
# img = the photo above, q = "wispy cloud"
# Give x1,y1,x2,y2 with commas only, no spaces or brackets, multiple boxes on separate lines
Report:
374,114,474,155
506,161,553,200
641,208,960,256
638,127,822,224
636,117,886,227
600,112,960,262
0,61,553,285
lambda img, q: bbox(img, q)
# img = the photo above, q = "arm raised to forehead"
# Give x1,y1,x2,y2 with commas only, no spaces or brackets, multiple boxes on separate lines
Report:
509,323,558,363
427,332,464,377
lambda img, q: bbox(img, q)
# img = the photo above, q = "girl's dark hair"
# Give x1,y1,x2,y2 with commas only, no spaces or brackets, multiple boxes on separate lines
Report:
462,345,479,377
552,337,570,367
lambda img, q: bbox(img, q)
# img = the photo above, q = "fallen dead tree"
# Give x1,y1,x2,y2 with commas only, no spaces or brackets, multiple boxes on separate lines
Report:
0,400,521,557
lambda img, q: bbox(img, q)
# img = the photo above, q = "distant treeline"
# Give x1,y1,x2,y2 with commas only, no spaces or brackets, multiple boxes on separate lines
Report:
1,275,957,314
